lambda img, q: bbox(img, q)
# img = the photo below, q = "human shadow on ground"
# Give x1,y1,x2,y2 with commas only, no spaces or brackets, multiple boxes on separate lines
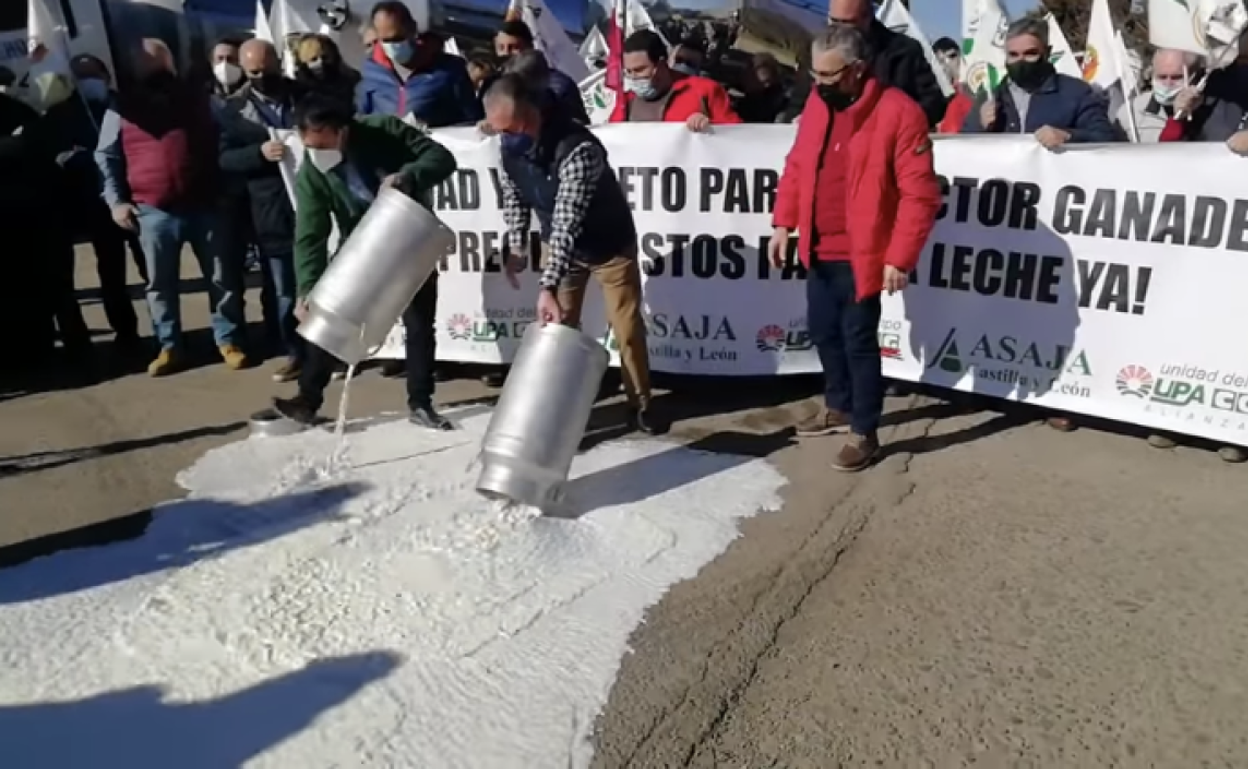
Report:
0,651,401,769
580,373,819,451
0,481,369,604
904,178,1083,405
0,421,246,480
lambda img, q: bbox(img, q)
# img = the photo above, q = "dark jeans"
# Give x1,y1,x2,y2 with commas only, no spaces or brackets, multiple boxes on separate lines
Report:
299,275,439,412
807,259,883,437
258,250,303,360
88,202,141,340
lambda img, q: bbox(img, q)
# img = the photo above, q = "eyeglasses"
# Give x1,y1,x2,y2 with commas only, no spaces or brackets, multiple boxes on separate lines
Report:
810,62,851,83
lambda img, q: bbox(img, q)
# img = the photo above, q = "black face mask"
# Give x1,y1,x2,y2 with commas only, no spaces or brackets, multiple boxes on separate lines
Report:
249,73,284,95
817,83,855,112
1006,59,1053,90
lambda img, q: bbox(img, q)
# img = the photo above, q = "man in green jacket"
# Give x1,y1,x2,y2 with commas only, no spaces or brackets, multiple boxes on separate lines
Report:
273,94,458,429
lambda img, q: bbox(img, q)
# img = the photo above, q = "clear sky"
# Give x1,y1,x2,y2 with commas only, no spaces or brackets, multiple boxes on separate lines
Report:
909,0,1039,43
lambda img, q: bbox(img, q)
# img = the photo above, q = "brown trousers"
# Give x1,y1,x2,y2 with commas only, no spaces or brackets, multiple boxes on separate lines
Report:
547,245,651,407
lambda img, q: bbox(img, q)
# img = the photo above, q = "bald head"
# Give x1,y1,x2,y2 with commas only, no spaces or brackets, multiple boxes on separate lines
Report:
240,38,280,78
133,38,176,82
828,0,871,29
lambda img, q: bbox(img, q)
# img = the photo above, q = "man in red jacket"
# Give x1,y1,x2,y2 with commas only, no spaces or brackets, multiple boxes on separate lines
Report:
769,23,941,471
609,29,741,130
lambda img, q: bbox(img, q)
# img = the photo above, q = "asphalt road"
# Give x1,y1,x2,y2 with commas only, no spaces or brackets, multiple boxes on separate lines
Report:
4,249,1248,767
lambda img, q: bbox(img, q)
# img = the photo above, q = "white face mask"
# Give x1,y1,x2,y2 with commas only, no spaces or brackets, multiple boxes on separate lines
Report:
213,61,242,88
307,146,343,172
1152,80,1183,105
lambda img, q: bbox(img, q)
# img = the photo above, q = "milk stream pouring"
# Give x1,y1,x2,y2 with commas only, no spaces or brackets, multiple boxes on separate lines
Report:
476,323,610,511
297,186,454,365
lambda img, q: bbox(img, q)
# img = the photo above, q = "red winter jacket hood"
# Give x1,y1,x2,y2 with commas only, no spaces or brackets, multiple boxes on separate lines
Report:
773,79,941,300
609,72,742,124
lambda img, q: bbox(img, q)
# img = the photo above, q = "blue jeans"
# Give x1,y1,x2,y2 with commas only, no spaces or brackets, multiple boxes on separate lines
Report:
259,250,302,360
806,259,884,437
135,205,244,350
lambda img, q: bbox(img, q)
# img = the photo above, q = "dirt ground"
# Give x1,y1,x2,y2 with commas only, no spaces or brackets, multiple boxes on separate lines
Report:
4,250,1248,767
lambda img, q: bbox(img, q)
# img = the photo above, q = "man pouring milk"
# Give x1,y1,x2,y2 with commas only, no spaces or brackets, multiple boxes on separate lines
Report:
271,95,459,430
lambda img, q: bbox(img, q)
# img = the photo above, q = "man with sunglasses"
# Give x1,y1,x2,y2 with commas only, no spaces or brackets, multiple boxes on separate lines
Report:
770,23,940,471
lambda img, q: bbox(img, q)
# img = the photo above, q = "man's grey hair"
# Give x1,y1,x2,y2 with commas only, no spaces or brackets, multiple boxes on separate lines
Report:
1005,17,1049,47
811,22,872,63
1153,47,1201,68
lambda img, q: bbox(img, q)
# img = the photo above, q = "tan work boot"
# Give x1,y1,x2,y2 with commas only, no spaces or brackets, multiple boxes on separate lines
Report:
219,344,249,370
271,357,302,383
147,348,181,377
795,407,850,437
831,432,880,472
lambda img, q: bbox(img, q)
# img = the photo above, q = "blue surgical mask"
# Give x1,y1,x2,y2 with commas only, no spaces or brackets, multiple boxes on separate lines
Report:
381,39,414,64
500,132,534,155
78,77,109,103
625,75,660,101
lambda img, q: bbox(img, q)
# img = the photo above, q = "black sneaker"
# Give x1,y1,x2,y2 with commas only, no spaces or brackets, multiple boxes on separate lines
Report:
272,395,319,426
409,404,454,431
627,405,668,436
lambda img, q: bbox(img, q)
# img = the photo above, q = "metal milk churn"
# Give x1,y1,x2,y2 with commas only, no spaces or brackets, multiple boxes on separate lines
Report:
297,187,455,365
475,322,610,511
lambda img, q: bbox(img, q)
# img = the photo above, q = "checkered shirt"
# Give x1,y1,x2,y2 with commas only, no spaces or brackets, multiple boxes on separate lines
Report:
499,138,608,290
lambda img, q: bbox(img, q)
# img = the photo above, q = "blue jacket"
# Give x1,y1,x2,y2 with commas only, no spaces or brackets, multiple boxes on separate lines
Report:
962,72,1117,143
356,44,483,128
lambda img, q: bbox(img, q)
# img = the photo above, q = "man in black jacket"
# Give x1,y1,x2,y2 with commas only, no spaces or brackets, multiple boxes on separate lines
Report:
1,91,91,374
219,38,306,381
828,0,946,127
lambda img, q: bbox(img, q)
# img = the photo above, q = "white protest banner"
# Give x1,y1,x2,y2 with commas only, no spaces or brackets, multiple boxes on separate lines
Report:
365,125,1248,446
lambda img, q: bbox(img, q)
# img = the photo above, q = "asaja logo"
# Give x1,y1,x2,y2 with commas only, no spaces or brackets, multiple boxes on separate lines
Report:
756,324,785,352
1081,44,1100,82
1115,365,1154,398
925,327,1092,395
446,313,472,340
964,60,1002,96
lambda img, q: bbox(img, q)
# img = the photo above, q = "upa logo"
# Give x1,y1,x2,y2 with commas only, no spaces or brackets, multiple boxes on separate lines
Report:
756,324,785,352
755,320,814,353
1115,365,1155,398
446,313,473,341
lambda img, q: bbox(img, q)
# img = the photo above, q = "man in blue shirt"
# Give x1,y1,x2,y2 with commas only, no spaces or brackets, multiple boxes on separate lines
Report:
356,0,482,128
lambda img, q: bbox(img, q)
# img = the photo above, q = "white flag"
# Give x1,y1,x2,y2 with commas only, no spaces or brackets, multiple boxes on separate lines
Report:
578,67,615,124
877,0,954,96
1149,0,1248,66
579,25,608,65
507,0,591,82
961,0,1010,97
24,0,74,111
1043,13,1082,78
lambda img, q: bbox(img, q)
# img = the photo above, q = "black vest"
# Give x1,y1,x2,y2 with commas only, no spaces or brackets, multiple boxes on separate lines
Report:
499,118,636,263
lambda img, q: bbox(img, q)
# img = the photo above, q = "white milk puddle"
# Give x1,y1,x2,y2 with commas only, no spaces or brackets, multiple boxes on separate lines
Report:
0,410,786,768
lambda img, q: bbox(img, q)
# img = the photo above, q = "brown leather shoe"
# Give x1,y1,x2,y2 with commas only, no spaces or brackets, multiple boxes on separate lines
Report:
795,407,850,437
832,433,879,472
